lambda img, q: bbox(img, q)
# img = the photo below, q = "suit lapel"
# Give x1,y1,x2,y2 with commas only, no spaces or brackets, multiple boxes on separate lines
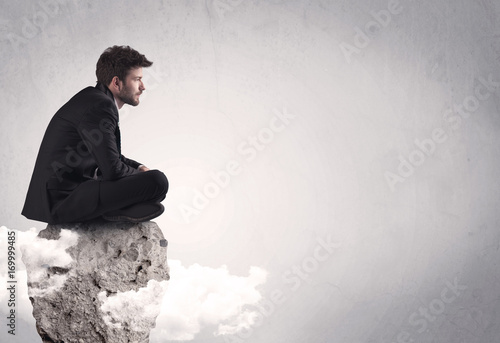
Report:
115,122,121,155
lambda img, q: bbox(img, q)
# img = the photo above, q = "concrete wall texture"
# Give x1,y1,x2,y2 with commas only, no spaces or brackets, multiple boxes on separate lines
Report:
1,0,500,342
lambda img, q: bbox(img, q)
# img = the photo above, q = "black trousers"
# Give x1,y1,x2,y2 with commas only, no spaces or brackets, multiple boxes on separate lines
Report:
52,170,168,223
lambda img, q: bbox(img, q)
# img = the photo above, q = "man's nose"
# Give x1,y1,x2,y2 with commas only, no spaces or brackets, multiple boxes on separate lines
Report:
140,81,145,91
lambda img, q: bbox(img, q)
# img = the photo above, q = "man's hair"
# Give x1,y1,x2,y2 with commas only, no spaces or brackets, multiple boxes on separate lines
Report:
96,45,153,86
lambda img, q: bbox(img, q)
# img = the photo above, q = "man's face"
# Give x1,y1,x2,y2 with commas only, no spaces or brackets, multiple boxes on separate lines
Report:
117,67,145,106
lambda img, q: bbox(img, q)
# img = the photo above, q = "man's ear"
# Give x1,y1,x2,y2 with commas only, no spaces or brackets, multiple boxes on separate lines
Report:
109,76,122,91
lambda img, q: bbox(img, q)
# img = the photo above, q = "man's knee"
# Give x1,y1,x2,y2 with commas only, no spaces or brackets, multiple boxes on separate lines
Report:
148,170,169,196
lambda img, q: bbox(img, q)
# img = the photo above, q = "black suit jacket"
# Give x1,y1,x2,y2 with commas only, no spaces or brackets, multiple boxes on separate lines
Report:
22,82,141,223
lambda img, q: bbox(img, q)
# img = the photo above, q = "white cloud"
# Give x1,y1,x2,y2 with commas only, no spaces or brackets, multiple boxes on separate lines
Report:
18,226,79,297
99,279,166,332
215,310,259,336
150,260,267,341
0,226,40,342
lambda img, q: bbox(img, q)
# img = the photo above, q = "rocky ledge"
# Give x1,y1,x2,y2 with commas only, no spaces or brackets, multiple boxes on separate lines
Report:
21,220,169,343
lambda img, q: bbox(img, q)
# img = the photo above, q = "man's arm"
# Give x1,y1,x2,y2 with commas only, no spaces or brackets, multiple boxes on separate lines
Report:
78,103,140,180
121,155,149,172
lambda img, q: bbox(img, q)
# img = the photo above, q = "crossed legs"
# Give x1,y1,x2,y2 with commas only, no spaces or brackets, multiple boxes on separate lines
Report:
97,170,169,222
50,170,168,224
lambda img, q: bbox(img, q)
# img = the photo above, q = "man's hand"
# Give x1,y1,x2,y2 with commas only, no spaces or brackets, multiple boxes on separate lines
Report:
138,165,150,172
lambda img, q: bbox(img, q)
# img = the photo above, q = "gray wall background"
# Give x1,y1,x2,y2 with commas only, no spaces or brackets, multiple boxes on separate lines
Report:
1,0,500,342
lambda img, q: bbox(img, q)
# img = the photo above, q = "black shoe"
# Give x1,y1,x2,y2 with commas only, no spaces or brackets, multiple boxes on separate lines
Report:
102,203,164,223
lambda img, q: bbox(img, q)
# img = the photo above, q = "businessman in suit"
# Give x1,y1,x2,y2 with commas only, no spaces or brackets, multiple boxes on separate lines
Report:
22,45,168,224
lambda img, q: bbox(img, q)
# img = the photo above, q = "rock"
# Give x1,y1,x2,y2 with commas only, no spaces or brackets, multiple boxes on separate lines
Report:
21,220,169,343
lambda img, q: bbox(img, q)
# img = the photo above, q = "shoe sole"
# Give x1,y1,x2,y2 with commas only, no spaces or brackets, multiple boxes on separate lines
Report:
102,205,164,223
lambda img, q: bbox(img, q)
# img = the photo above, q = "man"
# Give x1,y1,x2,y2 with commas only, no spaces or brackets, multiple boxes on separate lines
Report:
22,45,168,224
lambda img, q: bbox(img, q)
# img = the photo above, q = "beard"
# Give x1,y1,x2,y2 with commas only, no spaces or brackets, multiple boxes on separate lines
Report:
117,84,141,106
